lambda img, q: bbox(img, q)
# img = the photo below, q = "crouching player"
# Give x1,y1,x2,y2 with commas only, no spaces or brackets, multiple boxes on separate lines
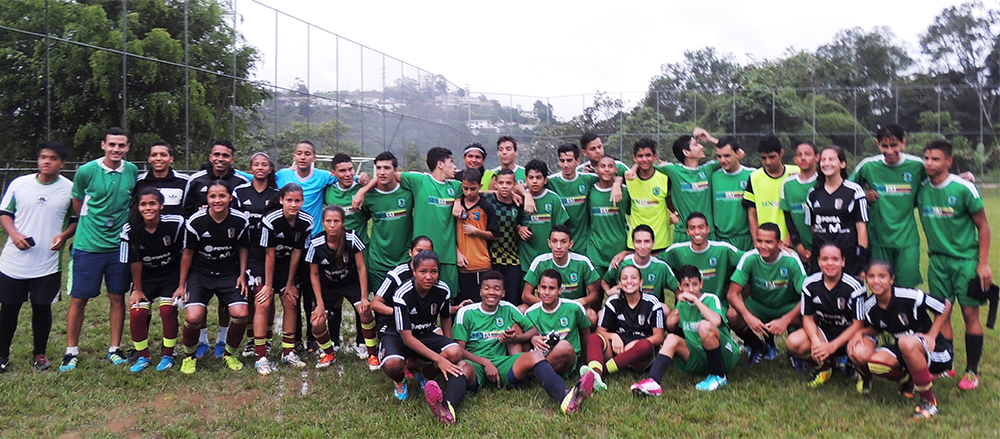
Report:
524,269,592,375
631,265,739,395
847,260,953,421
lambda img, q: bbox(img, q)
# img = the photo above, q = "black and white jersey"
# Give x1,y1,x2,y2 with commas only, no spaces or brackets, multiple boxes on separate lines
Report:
181,167,250,217
119,214,185,279
184,208,249,277
800,272,865,331
805,180,868,254
858,287,947,339
598,293,664,341
261,210,313,283
392,278,452,336
232,182,279,276
134,169,189,216
375,263,414,333
305,230,365,290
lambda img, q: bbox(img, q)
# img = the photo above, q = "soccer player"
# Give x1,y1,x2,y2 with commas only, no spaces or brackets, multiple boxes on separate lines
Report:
175,180,250,374
61,127,138,372
782,141,819,263
517,159,569,275
743,134,800,241
454,168,499,306
522,225,601,321
711,136,755,252
258,183,312,374
482,169,522,304
630,265,740,395
133,141,188,216
120,188,185,373
454,142,494,189
577,132,630,175
917,139,992,390
489,136,526,185
0,142,75,373
524,269,592,375
847,260,952,420
306,205,378,369
432,271,595,425
626,138,674,252
727,222,807,365
661,213,741,307
586,155,631,275
799,146,868,275
583,264,666,382
603,225,678,304
371,236,434,345
655,131,720,243
785,243,865,387
547,143,620,255
361,151,413,295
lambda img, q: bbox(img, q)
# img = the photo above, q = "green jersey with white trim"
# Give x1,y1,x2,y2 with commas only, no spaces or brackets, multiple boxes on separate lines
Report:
602,255,679,302
731,248,807,312
711,166,754,239
678,292,734,349
586,184,631,272
400,172,462,264
524,252,600,300
525,298,591,354
72,158,138,252
324,181,370,245
361,184,413,273
918,174,985,260
661,240,742,302
849,154,925,248
547,172,599,252
656,161,720,235
779,173,817,248
453,301,534,362
518,189,569,272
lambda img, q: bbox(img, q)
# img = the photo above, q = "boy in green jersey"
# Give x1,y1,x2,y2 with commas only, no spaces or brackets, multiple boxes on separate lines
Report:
917,139,993,390
489,136,526,186
361,152,413,293
711,137,755,251
517,160,569,274
661,213,741,310
626,138,675,251
522,225,600,324
524,269,592,375
726,223,807,365
577,133,630,175
782,141,818,263
587,156,632,275
325,154,370,244
655,130,720,243
743,135,800,241
630,265,740,395
548,143,623,255
603,225,678,304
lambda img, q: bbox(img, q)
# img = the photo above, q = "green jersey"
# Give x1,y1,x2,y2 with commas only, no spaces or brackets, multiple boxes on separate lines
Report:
849,154,925,248
711,166,754,239
519,189,569,272
71,158,138,252
400,172,462,264
779,173,817,248
361,183,413,272
324,181,370,244
661,240,742,302
491,165,526,185
731,248,807,314
743,165,800,240
524,252,600,300
547,172,599,253
586,184,631,272
602,255,679,302
453,301,534,362
656,161,721,236
626,170,672,250
678,292,733,348
918,174,985,260
525,298,591,354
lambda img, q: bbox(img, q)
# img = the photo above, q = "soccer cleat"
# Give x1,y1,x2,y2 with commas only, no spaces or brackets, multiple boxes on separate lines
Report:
764,345,779,361
156,356,175,371
958,371,979,390
0,357,8,374
630,378,662,397
315,353,336,369
748,348,765,366
695,374,728,391
912,398,938,421
33,354,51,371
282,352,307,368
213,341,226,359
223,355,243,371
413,371,429,391
393,381,408,401
808,366,833,388
561,370,595,414
240,343,256,358
59,354,78,372
856,374,873,395
354,343,368,360
129,356,152,373
579,365,607,393
255,357,276,375
424,380,455,425
790,357,809,374
180,357,197,374
935,368,956,379
107,349,128,365
194,342,210,359
368,355,381,371
898,374,914,398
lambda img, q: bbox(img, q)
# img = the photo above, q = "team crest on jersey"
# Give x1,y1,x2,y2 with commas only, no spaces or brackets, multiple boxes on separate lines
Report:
779,267,788,278
560,316,569,327
227,228,236,238
834,199,843,210
578,184,586,194
638,314,646,326
947,195,957,206
709,257,718,267
740,180,748,189
430,303,438,315
36,195,47,205
698,171,706,179
163,236,171,246
897,313,910,326
569,273,578,283
446,188,455,196
652,187,661,196
473,212,481,221
397,198,406,208
294,232,301,242
647,273,656,283
495,317,504,327
903,172,913,183
545,203,552,212
837,298,846,310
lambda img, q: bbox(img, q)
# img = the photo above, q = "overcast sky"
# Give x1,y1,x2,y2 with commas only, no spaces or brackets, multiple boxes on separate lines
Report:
238,0,964,118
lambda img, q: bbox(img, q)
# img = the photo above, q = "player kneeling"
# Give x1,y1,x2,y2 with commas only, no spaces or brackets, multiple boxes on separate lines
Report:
631,265,739,395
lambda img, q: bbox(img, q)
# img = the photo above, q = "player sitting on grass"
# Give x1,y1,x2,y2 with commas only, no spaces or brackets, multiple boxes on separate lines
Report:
524,269,593,375
631,264,740,395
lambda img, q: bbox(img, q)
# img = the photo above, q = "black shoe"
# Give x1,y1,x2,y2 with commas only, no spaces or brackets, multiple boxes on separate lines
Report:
0,357,9,374
32,354,51,371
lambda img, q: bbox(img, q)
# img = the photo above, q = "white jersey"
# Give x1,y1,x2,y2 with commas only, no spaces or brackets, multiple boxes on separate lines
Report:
0,174,75,278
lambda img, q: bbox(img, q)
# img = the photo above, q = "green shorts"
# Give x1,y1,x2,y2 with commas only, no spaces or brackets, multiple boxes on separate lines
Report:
928,254,984,307
676,336,741,375
872,246,922,288
717,233,753,253
470,353,523,388
439,263,459,296
744,298,797,323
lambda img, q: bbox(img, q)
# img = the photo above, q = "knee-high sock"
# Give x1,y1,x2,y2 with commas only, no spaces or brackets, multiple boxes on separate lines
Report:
607,339,653,374
182,320,201,356
362,319,377,357
354,308,364,346
245,302,256,339
738,327,765,352
706,346,725,377
533,360,568,402
0,302,23,359
129,304,152,358
254,337,268,359
648,354,673,383
328,307,342,347
445,374,468,409
282,332,296,355
966,334,984,374
159,301,179,357
585,333,606,375
911,366,935,402
224,316,248,356
312,325,335,355
868,359,907,382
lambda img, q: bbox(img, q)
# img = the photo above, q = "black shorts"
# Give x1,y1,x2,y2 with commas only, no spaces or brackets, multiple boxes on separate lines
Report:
0,271,61,305
321,282,363,307
816,326,850,357
879,333,954,375
378,332,457,363
140,273,180,300
186,271,247,308
456,271,486,305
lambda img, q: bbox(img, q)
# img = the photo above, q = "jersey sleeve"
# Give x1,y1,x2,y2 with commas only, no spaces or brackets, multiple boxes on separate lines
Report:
399,172,421,192
71,165,91,201
376,275,400,300
602,264,621,285
620,186,632,215
260,219,274,248
964,182,985,214
119,224,135,264
184,219,199,250
573,302,591,332
661,264,679,292
800,283,815,316
730,254,753,287
304,239,317,264
552,197,569,225
482,200,500,238
511,306,534,332
650,302,665,329
803,189,815,227
850,187,869,224
742,176,756,205
583,260,601,286
451,309,470,342
789,257,807,291
598,301,619,332
0,180,17,216
523,267,541,287
393,295,412,332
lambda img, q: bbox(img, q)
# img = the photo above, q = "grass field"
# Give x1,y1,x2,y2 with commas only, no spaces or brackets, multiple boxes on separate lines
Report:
1,190,999,438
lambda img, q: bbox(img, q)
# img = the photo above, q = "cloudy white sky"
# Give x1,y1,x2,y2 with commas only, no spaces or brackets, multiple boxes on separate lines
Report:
238,0,964,118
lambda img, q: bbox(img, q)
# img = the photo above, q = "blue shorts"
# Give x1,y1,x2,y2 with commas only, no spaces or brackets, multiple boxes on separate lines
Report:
70,249,131,299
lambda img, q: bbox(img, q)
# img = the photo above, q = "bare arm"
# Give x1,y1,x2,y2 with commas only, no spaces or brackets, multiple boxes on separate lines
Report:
521,282,540,306
972,208,993,290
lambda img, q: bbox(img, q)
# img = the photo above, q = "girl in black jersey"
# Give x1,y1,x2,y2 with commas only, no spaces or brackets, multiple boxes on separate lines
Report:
121,187,185,373
801,146,869,275
234,152,278,359
306,205,377,369
174,180,250,374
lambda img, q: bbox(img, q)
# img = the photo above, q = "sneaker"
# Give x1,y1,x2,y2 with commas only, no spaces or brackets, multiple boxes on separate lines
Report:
213,341,226,359
241,343,256,358
180,357,197,374
630,378,662,397
368,355,381,371
255,357,275,375
856,374,872,395
107,349,128,366
282,352,307,368
33,354,51,371
790,357,809,374
59,354,78,372
223,355,243,371
808,366,833,388
315,353,335,369
156,356,175,371
748,348,765,366
958,371,979,390
912,398,938,421
561,370,595,414
393,381,408,401
129,356,152,373
0,357,8,374
764,345,779,361
935,368,956,379
413,371,429,391
695,374,728,391
194,342,210,359
424,380,455,425
899,374,914,398
579,365,607,393
354,343,368,360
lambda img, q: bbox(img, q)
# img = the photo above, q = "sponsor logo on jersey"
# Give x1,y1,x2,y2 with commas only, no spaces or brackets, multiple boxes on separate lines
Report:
634,199,660,207
715,190,744,200
428,196,455,206
591,206,620,215
874,183,912,195
791,202,806,214
373,209,408,220
201,231,212,237
243,199,252,205
409,307,418,315
680,181,709,191
495,317,504,327
921,206,954,218
561,195,586,206
753,278,789,289
36,194,47,205
276,232,285,238
525,213,552,223
204,245,214,252
560,316,569,327
320,258,329,265
702,267,717,279
761,200,781,208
